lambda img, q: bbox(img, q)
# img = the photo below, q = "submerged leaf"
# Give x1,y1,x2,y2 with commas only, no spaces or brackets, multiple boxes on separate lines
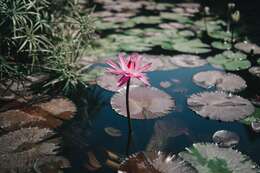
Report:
187,92,255,122
104,127,122,137
180,143,260,173
111,87,175,119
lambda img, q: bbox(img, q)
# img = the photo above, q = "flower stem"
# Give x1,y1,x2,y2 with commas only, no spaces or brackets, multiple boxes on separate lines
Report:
126,78,132,134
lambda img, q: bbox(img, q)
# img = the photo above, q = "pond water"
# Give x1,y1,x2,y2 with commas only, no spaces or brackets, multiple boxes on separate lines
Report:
63,0,260,172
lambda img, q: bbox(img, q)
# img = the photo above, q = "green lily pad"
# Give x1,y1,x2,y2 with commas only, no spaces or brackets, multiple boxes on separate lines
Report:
160,12,192,24
120,20,136,28
180,143,260,173
211,41,232,50
207,51,251,71
241,107,260,125
130,16,162,24
119,42,152,52
171,39,211,54
194,19,226,33
208,31,233,41
95,20,119,30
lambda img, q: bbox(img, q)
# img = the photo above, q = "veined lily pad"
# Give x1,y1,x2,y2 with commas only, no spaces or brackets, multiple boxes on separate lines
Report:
211,41,232,50
187,92,255,122
192,71,247,92
97,73,145,92
172,39,211,54
249,67,260,78
180,143,260,173
212,130,240,148
170,54,208,68
118,151,197,173
111,87,175,120
235,42,260,54
207,51,251,71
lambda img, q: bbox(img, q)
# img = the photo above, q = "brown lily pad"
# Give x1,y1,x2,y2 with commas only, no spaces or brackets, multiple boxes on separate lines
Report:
118,151,196,173
188,92,255,122
235,42,260,54
170,54,208,68
193,70,247,92
111,87,175,120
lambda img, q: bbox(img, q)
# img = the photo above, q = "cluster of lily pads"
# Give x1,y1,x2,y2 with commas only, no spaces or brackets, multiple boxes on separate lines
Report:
79,0,260,172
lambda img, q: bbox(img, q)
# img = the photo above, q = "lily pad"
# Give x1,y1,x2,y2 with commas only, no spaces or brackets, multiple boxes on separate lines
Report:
111,87,175,120
212,130,240,148
160,81,172,88
159,22,186,30
118,151,197,173
171,39,211,54
160,12,192,24
192,71,247,92
208,31,233,41
235,42,260,54
180,143,260,173
207,51,251,71
242,107,260,125
97,73,145,92
104,127,122,137
249,66,260,77
130,16,162,24
211,41,232,50
170,54,208,68
187,91,255,122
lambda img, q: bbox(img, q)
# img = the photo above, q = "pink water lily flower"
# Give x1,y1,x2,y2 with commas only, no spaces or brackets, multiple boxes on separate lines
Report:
106,53,152,87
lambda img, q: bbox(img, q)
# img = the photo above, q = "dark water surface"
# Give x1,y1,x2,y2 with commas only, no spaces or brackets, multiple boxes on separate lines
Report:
63,1,260,172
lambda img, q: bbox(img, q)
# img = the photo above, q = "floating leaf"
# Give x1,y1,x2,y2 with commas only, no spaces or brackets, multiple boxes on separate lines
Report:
188,92,255,122
159,22,186,30
208,30,233,41
241,107,260,125
212,130,240,148
251,121,260,133
207,51,251,71
160,81,171,89
0,109,45,131
97,72,145,92
95,20,119,30
85,151,102,171
235,42,260,54
119,42,152,52
249,67,260,78
118,151,197,173
111,87,175,119
193,70,247,92
160,12,192,24
170,54,208,68
130,16,162,24
211,41,232,50
104,127,122,137
180,143,260,173
171,39,211,54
